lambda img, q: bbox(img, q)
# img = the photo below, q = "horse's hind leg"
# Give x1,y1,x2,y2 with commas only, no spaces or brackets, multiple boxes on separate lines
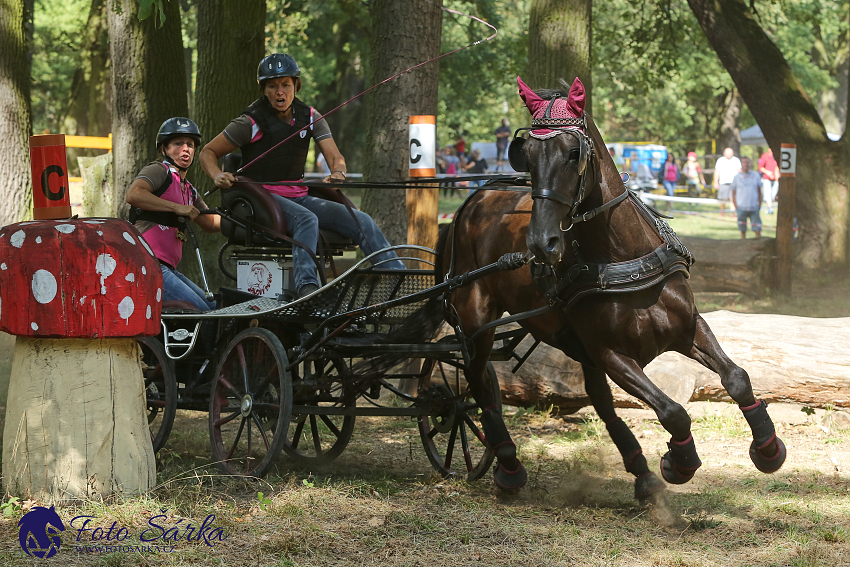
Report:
465,328,527,491
685,315,787,473
582,365,665,502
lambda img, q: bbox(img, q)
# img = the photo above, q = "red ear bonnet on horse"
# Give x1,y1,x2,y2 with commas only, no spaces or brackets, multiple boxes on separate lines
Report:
517,76,585,139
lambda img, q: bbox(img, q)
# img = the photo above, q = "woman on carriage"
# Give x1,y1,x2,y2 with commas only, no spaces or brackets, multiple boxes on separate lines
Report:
126,117,221,312
199,53,404,299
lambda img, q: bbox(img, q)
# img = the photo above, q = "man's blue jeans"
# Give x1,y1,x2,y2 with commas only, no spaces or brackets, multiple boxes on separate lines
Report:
161,263,215,311
271,194,405,292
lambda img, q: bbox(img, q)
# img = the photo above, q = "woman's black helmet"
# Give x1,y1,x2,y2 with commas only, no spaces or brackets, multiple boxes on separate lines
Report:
257,53,300,84
156,117,202,149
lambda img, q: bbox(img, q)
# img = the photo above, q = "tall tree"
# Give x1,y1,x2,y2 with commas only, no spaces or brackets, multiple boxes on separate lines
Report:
180,0,265,289
362,0,443,246
107,0,187,218
527,0,592,111
64,0,111,137
687,0,849,268
0,0,34,225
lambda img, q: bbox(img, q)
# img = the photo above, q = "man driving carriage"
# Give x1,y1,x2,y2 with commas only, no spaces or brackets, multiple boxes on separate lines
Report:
126,117,222,312
199,53,404,299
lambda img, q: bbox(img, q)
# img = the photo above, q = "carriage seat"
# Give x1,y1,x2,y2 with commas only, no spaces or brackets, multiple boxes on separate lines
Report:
219,153,357,252
161,300,201,313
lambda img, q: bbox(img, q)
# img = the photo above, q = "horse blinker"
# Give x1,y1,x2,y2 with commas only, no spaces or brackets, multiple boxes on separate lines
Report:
508,135,529,172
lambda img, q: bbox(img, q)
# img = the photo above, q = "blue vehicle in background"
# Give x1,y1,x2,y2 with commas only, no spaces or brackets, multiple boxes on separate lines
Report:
608,143,667,191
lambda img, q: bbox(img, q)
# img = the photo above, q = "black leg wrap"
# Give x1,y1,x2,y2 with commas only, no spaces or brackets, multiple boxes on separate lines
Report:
660,435,702,485
480,407,527,491
741,400,787,473
740,400,776,448
605,418,649,477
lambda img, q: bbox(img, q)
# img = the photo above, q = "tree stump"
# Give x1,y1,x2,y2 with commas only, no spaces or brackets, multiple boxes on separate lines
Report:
0,218,162,501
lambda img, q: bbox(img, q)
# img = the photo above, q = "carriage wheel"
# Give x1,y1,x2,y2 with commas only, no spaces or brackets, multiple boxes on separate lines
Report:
138,337,177,453
209,328,292,478
418,360,501,481
283,354,355,465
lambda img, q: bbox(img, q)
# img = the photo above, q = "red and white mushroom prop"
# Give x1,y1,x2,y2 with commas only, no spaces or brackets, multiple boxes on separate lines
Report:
0,217,162,501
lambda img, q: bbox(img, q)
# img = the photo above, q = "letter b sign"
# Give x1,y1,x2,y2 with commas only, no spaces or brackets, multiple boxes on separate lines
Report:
779,143,796,178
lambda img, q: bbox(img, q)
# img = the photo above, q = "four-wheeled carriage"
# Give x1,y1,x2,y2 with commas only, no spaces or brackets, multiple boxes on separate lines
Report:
140,174,531,480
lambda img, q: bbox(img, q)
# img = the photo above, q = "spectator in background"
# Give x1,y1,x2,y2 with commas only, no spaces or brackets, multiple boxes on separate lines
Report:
464,148,488,187
316,151,330,175
660,154,680,209
730,156,763,239
439,145,461,197
608,147,625,170
454,132,467,163
494,119,511,171
682,151,706,197
758,147,779,214
713,147,742,216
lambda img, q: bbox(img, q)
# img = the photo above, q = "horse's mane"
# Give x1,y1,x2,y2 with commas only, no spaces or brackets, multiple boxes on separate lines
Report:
534,78,574,101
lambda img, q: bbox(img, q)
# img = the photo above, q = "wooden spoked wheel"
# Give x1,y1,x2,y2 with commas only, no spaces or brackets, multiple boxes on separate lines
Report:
208,328,292,478
418,361,501,481
283,354,356,465
138,337,177,454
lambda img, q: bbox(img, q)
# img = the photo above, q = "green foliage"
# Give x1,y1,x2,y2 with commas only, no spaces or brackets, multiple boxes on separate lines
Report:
257,491,273,511
0,497,21,517
31,0,90,134
138,0,166,26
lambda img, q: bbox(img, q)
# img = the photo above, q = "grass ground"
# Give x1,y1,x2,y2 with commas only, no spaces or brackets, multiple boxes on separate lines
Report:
0,189,848,566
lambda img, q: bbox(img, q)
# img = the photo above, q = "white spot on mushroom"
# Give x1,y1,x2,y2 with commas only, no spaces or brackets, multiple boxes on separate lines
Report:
146,305,152,319
32,270,57,304
96,254,116,295
55,224,75,234
31,322,38,331
80,295,87,305
18,222,35,226
156,288,161,302
35,236,42,244
82,220,104,224
10,231,25,248
142,266,147,275
125,273,135,282
122,232,137,245
97,231,103,236
0,263,6,270
118,296,134,323
139,237,154,256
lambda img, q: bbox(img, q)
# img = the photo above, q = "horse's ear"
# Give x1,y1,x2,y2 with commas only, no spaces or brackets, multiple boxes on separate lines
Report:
517,76,547,116
566,77,586,116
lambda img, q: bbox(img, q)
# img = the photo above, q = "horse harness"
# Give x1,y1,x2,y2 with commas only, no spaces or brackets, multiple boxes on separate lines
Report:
530,190,695,311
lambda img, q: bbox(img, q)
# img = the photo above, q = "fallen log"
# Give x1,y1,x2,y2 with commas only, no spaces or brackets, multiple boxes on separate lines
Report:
490,311,850,412
682,236,775,296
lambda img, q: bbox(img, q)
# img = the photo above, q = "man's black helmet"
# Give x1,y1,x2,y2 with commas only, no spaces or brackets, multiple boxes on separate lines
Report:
156,117,202,149
257,53,300,84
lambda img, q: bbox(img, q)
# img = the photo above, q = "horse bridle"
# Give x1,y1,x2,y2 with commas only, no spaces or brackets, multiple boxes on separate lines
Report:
509,104,624,231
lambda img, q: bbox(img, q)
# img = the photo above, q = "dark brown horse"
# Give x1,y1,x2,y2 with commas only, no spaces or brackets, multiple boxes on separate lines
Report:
428,77,786,508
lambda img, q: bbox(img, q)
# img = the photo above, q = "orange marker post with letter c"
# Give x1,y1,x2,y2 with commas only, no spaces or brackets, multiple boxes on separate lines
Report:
29,134,72,220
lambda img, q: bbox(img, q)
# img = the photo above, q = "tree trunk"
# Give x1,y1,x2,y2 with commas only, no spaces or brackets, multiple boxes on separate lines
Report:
181,0,265,290
716,88,743,155
362,0,443,247
108,0,187,219
687,0,850,268
528,0,592,112
64,0,111,137
0,0,34,226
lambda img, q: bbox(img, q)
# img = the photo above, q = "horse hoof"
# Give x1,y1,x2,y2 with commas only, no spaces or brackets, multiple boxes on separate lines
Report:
634,472,666,503
749,435,787,473
493,462,527,492
660,452,700,485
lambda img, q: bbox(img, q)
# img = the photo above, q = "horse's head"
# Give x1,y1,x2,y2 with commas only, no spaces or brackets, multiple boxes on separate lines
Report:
512,76,595,265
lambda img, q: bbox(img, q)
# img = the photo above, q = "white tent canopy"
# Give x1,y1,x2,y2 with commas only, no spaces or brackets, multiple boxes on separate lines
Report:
740,124,841,146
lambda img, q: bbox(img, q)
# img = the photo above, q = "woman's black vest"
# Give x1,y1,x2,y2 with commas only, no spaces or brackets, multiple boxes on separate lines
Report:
240,97,312,182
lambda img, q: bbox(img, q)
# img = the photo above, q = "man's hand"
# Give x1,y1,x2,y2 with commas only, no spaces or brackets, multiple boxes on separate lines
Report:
214,171,237,189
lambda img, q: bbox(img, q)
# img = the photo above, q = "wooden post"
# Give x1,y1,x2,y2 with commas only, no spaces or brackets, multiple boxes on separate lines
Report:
406,116,438,266
776,143,797,295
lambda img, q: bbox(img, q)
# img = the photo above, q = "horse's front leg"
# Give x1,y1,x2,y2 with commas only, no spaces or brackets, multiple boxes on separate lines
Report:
581,365,666,501
597,351,703,485
682,315,787,473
